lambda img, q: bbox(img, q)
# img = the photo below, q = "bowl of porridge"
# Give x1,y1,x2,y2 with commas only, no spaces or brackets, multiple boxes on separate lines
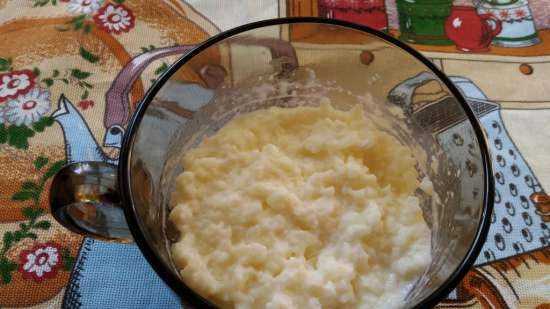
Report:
49,18,494,309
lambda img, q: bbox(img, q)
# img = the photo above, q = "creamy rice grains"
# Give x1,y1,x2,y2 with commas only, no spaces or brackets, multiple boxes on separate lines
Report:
169,101,431,309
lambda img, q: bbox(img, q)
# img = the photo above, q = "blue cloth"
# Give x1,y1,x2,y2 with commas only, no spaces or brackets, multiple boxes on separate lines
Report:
62,238,180,309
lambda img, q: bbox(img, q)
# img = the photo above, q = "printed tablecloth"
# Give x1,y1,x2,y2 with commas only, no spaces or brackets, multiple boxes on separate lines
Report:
0,0,548,308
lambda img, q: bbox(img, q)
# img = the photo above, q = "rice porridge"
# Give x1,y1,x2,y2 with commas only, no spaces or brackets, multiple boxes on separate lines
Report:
169,101,431,309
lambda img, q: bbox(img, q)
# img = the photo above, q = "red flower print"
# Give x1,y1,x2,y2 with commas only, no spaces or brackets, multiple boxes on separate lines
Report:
93,3,135,34
0,70,35,102
515,9,526,19
18,242,63,282
77,99,94,110
499,10,510,19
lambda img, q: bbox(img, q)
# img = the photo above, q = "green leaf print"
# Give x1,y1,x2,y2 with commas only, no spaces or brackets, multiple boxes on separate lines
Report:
0,124,7,144
12,159,65,206
71,69,92,79
140,45,156,53
32,116,54,132
7,125,35,149
42,78,54,87
22,207,44,221
43,161,65,181
57,15,92,34
11,191,35,202
14,230,37,241
70,15,86,24
33,0,57,7
80,81,93,89
0,58,12,71
34,156,49,170
1,233,14,255
79,47,99,63
33,221,51,230
154,62,169,75
62,247,75,271
0,117,54,149
21,181,39,191
41,66,93,101
81,89,89,100
0,259,17,284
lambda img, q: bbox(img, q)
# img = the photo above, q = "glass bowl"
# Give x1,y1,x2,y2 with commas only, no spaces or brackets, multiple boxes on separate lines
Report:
50,17,494,309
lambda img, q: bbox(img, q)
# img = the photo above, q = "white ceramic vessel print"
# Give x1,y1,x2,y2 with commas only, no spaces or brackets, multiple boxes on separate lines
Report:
477,0,540,47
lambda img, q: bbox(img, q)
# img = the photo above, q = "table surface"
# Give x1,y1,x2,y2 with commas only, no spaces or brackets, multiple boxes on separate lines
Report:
0,1,549,308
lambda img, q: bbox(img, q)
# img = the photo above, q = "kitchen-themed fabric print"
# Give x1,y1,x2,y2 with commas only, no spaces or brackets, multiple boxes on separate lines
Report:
0,0,549,308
